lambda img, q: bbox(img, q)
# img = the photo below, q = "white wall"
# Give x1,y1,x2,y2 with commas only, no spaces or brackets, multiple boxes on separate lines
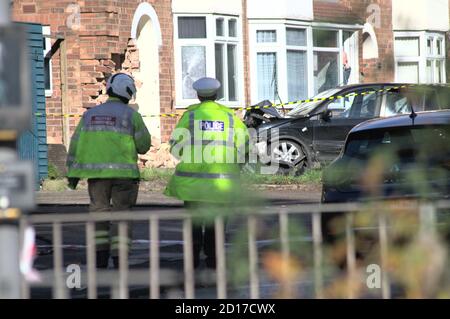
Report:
172,0,242,15
247,0,313,20
135,17,161,139
393,0,449,32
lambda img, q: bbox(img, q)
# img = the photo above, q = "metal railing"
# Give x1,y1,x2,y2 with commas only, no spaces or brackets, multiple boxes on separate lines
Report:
20,200,450,299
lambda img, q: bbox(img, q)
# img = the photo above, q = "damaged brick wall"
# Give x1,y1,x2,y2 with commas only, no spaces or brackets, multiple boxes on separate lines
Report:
12,0,176,171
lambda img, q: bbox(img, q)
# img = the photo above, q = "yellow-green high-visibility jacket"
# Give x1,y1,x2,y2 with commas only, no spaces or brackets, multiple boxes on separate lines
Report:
67,98,151,179
164,101,250,203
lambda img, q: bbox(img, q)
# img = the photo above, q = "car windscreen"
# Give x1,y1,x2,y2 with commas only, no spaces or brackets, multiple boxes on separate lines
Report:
344,125,450,170
287,88,341,117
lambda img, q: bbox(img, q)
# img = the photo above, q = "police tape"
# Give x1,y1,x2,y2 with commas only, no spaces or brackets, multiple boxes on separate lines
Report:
35,84,414,119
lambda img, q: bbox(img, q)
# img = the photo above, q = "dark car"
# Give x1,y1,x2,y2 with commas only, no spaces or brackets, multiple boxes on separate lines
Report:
248,83,450,174
322,110,450,203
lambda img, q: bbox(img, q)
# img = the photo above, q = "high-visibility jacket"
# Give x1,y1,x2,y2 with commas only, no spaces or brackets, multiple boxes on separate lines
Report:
164,101,249,203
67,98,151,179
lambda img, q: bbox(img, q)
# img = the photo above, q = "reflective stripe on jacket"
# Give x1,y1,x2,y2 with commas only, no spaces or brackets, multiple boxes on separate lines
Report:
67,99,151,179
164,101,249,203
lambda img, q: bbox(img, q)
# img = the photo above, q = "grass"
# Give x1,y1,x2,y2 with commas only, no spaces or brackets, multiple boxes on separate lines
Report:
243,169,322,185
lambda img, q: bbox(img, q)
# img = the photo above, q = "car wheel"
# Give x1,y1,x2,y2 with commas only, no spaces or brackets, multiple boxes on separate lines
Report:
270,140,309,175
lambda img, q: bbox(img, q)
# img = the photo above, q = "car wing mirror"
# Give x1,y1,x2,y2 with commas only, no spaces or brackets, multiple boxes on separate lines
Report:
320,109,333,122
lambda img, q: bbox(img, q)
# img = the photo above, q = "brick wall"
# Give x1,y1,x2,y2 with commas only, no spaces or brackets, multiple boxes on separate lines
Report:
344,0,395,83
12,0,175,147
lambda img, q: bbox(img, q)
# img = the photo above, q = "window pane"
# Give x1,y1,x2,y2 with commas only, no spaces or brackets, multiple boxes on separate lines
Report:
427,38,433,55
385,92,413,116
286,28,306,46
44,58,51,91
178,17,207,39
435,60,443,83
313,29,338,47
227,44,237,101
436,39,442,56
182,46,206,99
216,18,224,36
287,50,307,101
397,62,419,83
257,52,277,101
215,44,225,100
427,60,433,83
257,30,277,43
314,51,339,94
229,19,237,37
394,37,420,57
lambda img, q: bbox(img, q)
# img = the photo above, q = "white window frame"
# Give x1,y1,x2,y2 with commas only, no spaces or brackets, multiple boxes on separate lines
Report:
394,31,446,84
174,14,244,108
249,20,360,106
313,28,342,96
42,26,53,97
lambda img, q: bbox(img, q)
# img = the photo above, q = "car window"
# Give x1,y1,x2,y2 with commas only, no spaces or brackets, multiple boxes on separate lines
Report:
424,89,440,110
436,87,450,110
384,92,413,116
333,91,378,119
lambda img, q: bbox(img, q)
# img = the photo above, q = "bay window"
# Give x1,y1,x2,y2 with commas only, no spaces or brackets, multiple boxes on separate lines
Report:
250,22,359,105
174,14,243,107
394,32,446,84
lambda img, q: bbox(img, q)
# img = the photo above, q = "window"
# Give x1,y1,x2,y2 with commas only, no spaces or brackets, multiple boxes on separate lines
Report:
216,18,224,37
286,28,307,101
257,30,277,43
175,15,242,106
314,29,340,95
257,52,277,101
178,17,207,38
250,23,358,106
394,32,446,84
182,46,206,99
42,26,52,97
332,91,378,119
385,92,413,116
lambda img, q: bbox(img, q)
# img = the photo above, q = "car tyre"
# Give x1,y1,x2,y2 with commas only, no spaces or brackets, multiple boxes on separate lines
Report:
270,140,310,176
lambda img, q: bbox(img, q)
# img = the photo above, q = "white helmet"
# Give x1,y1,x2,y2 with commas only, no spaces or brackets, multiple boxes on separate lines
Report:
106,73,137,101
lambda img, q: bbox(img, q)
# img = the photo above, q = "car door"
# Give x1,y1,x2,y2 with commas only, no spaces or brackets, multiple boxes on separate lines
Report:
312,87,382,162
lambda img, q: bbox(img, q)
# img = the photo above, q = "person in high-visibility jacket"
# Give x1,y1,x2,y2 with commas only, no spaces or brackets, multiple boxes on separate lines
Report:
67,73,151,268
165,77,249,269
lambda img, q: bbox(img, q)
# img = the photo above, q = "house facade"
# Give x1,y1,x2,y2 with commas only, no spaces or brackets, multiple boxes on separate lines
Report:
11,0,450,168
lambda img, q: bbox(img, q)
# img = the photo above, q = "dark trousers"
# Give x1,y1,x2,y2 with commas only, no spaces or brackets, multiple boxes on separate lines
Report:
184,201,221,269
88,178,139,268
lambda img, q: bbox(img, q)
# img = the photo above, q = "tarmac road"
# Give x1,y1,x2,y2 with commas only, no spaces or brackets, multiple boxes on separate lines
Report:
29,187,322,299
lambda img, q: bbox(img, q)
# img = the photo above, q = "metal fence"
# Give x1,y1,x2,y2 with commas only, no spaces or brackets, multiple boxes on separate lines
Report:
20,201,450,299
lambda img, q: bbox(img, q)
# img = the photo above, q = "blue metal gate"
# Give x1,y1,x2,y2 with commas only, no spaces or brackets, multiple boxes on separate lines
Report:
18,23,48,188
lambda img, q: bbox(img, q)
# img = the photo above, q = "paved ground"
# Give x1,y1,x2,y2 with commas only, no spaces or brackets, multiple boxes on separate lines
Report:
30,186,323,299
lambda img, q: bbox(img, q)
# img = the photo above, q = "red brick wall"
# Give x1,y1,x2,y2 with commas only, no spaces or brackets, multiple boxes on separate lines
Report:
345,0,395,83
12,0,175,145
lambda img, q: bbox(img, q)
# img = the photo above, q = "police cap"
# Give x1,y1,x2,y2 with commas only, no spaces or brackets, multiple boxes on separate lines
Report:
193,77,221,97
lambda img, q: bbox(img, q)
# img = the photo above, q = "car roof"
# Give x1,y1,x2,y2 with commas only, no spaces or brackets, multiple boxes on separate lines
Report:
350,110,450,134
